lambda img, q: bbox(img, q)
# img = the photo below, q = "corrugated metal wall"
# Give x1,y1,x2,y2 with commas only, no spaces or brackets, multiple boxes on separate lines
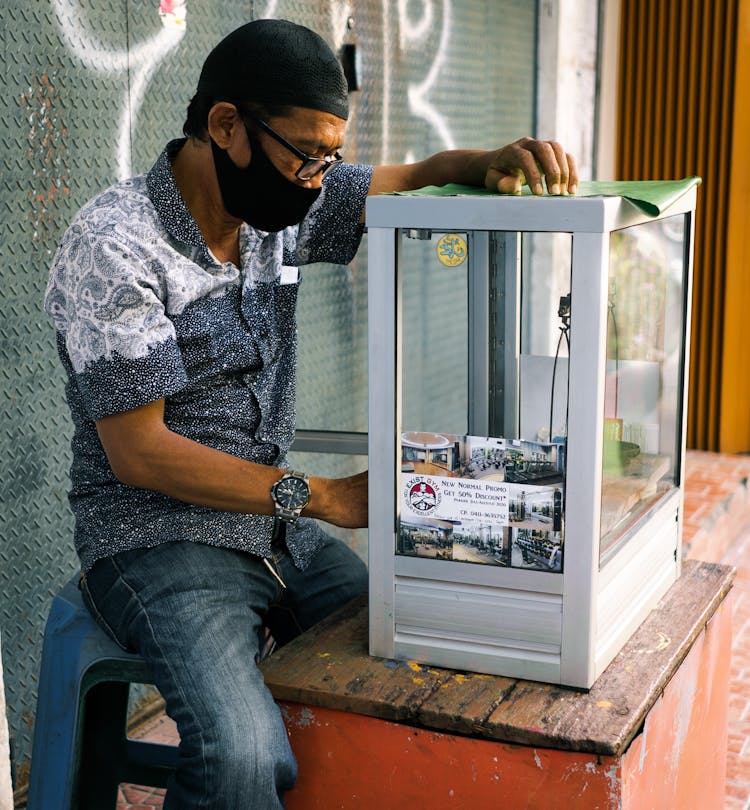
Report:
0,0,537,790
616,0,748,451
721,0,750,452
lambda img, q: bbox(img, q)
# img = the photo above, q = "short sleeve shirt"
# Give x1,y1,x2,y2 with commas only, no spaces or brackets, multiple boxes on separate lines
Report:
45,138,373,572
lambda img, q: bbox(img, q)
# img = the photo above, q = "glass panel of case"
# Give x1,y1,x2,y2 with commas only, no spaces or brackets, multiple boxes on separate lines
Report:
599,214,688,561
395,219,687,568
398,230,568,574
401,230,470,436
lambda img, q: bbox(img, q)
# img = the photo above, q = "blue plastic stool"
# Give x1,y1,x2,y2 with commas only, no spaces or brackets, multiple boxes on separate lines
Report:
27,576,178,809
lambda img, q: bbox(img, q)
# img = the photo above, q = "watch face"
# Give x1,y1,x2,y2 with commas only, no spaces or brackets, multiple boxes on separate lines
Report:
274,476,310,509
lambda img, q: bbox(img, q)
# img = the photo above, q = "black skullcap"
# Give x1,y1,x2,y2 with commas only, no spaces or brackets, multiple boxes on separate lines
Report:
197,19,348,120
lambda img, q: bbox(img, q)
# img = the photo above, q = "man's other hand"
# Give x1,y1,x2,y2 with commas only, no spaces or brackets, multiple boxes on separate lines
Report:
311,470,368,529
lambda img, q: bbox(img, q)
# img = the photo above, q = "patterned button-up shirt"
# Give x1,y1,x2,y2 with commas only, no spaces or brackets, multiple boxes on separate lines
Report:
45,139,373,572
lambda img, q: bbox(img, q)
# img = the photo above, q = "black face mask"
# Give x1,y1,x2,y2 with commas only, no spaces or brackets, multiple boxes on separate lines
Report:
210,127,321,232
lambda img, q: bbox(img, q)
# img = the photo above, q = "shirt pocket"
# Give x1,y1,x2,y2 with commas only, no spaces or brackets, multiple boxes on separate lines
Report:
241,274,299,366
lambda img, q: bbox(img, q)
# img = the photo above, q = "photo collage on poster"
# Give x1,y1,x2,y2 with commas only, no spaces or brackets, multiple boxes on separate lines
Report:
399,432,565,573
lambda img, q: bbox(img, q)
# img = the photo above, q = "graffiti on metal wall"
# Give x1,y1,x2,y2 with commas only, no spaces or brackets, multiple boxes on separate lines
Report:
19,74,70,239
50,0,187,178
381,0,455,162
44,0,454,175
396,0,455,158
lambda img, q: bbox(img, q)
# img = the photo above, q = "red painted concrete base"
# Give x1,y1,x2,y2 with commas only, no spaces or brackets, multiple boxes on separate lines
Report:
280,597,732,810
621,599,731,810
281,706,619,808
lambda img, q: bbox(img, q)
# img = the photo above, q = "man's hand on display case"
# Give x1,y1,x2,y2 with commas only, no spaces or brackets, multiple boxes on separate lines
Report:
482,136,578,196
367,137,578,204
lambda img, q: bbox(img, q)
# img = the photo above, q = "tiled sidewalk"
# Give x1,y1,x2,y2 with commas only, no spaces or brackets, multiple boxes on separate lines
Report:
117,451,750,810
723,528,750,810
682,452,750,810
116,710,173,808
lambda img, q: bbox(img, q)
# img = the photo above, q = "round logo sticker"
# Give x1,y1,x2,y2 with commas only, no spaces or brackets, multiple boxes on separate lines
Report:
436,233,468,267
405,477,441,514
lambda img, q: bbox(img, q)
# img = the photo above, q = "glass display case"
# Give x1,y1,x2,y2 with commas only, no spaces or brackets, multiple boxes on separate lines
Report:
366,182,696,688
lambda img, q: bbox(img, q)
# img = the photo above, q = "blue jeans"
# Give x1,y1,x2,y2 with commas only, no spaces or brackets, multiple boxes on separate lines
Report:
80,532,368,809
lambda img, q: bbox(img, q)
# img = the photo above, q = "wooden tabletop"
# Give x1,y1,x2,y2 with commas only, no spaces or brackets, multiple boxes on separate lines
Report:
261,559,734,756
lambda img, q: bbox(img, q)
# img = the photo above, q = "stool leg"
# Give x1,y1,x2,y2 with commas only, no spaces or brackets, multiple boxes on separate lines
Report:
28,602,91,810
76,681,130,809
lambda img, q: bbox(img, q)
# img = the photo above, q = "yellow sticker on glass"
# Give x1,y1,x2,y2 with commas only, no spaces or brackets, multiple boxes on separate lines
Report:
436,234,468,267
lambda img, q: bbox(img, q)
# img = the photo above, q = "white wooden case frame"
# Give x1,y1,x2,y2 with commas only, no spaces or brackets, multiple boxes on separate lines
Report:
366,189,696,689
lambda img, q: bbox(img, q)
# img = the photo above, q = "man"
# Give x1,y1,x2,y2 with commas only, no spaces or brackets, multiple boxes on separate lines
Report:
45,18,577,808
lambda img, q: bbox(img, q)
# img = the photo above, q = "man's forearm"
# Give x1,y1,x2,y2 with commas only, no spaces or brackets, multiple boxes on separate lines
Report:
96,402,367,528
367,149,488,197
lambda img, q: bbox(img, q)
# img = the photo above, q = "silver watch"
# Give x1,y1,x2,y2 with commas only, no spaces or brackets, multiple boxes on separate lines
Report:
270,470,311,524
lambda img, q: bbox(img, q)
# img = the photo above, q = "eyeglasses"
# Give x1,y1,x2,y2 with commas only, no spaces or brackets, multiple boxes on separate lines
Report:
242,110,344,181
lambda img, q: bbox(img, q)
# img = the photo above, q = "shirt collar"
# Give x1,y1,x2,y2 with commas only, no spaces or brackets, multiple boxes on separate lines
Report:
146,138,219,266
146,138,268,271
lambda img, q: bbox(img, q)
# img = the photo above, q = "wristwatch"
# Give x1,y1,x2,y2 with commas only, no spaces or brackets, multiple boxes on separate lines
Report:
270,470,311,524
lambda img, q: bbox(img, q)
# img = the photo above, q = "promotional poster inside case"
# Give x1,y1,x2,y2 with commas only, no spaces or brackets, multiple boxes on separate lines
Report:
399,433,564,572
